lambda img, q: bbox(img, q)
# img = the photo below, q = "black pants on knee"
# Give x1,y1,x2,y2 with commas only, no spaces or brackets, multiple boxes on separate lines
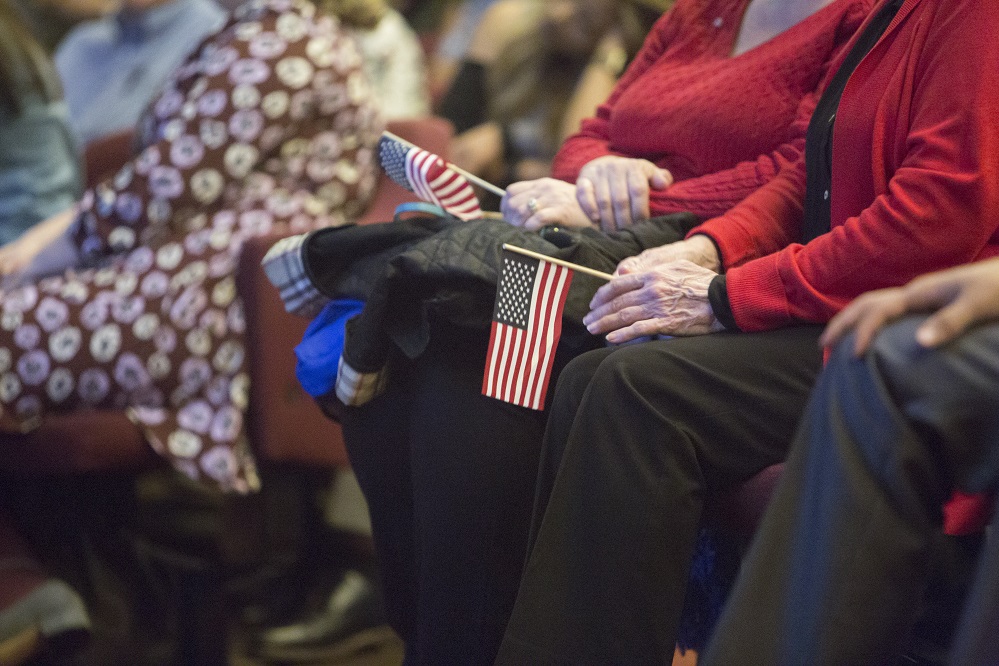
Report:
341,322,596,665
498,326,824,664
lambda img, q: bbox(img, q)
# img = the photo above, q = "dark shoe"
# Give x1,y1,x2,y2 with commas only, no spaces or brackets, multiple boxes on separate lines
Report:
252,570,393,662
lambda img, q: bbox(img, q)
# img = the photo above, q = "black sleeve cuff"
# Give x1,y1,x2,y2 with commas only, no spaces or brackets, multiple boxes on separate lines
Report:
708,274,740,331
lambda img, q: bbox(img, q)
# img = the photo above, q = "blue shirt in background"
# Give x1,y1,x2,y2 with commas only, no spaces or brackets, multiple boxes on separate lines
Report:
0,98,81,244
55,0,226,147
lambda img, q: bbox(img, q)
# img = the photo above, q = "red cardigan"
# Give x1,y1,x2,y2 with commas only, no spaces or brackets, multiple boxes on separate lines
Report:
692,0,999,331
551,0,871,220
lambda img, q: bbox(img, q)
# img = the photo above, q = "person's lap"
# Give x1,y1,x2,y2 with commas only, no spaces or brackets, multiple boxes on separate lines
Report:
499,326,825,663
703,316,999,664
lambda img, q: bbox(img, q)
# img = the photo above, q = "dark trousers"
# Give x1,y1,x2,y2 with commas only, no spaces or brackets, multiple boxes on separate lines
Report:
496,326,824,664
702,316,999,665
339,323,596,665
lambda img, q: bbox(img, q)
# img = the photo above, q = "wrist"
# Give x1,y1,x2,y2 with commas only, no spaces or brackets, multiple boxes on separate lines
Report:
686,234,721,273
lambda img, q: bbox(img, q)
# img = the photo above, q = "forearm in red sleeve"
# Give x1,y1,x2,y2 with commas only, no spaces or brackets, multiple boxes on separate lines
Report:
683,152,808,270
727,168,999,332
724,0,999,331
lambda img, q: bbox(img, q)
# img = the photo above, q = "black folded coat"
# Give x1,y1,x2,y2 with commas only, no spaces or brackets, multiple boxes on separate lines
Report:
299,212,698,376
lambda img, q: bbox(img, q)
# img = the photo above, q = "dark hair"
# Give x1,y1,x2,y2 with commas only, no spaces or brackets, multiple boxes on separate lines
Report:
0,0,61,116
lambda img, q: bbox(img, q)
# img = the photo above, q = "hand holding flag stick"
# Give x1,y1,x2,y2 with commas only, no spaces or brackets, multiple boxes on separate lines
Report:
501,244,613,281
482,245,611,410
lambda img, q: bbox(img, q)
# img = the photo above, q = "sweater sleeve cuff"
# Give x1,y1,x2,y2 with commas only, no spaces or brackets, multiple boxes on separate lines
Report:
686,218,751,271
708,275,739,331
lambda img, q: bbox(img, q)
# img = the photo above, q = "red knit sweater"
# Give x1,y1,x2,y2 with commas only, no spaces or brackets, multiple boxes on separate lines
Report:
551,0,872,220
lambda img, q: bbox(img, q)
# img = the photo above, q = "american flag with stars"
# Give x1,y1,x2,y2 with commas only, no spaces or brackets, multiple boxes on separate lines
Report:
482,249,574,410
378,134,483,221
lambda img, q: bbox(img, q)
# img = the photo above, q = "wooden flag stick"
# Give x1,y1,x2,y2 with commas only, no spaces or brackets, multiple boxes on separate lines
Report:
382,130,507,198
502,244,614,281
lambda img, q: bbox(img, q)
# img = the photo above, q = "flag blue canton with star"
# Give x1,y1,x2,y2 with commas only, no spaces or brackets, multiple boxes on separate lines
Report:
378,135,414,191
493,253,537,329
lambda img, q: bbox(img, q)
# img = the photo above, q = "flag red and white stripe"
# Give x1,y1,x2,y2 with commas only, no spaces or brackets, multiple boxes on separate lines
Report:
482,249,573,410
378,135,483,221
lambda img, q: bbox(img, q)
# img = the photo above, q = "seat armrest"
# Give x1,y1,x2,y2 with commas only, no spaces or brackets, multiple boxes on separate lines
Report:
238,234,349,468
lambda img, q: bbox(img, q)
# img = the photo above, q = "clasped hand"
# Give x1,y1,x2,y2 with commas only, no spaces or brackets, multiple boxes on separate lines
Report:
502,178,593,230
576,156,672,231
584,259,722,344
501,157,673,232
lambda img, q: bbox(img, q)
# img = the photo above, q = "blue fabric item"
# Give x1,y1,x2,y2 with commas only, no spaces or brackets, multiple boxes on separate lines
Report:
55,0,225,146
394,201,444,218
675,526,741,652
295,299,366,397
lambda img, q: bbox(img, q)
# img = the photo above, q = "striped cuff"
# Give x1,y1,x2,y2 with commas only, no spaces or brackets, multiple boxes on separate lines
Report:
261,233,330,318
335,356,389,407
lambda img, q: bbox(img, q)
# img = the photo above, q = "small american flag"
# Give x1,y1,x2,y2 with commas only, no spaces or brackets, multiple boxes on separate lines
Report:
378,134,483,221
482,249,574,410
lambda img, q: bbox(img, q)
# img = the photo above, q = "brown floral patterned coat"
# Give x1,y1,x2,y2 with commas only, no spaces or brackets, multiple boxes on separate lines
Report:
0,0,381,492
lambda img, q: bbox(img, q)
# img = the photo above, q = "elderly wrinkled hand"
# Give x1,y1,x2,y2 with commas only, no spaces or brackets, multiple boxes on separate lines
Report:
583,259,722,343
576,156,673,232
615,235,721,276
821,257,999,356
501,178,594,230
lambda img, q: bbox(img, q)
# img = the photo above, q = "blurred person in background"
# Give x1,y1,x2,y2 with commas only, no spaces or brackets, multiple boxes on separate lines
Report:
0,0,110,657
54,0,226,147
0,0,379,500
1,4,380,658
327,0,429,119
439,0,665,189
423,0,496,102
246,3,427,662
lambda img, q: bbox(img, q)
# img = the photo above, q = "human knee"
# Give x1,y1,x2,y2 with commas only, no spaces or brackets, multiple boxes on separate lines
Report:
550,348,610,412
561,343,694,429
586,342,686,397
865,316,999,412
863,316,926,382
